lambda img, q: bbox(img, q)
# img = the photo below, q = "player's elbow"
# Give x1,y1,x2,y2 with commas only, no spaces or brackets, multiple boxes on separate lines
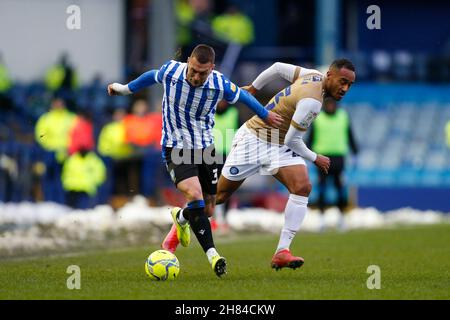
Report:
272,62,283,73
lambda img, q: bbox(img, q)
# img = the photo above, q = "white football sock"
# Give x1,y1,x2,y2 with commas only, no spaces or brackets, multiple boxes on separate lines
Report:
177,209,188,225
276,194,308,253
206,247,219,264
215,204,226,224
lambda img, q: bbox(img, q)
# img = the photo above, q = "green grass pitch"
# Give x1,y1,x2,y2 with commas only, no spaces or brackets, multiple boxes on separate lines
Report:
0,224,449,300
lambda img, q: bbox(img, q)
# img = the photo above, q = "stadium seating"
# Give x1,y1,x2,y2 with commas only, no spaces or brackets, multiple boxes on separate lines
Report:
342,84,450,187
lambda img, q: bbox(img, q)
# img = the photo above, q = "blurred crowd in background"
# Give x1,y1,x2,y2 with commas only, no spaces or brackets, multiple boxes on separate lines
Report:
0,0,449,214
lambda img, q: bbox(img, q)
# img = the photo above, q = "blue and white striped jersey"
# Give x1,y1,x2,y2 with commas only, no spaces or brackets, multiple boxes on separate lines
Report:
155,60,241,149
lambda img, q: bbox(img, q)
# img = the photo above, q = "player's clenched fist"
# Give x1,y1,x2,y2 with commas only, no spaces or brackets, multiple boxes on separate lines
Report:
314,155,330,174
107,83,117,96
107,83,131,96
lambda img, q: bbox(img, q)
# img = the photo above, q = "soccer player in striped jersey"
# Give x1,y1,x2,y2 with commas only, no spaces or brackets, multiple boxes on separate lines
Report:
108,44,282,277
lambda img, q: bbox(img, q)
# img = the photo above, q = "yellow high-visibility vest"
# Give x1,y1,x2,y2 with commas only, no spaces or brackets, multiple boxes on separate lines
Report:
212,13,255,45
213,106,239,155
0,64,12,93
98,121,132,160
312,109,350,156
35,108,76,162
61,152,106,195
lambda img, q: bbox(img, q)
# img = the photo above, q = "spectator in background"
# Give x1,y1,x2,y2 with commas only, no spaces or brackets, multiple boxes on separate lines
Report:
35,97,76,203
45,53,78,92
45,53,78,109
98,107,133,162
0,52,13,111
68,110,95,156
175,0,195,53
211,5,255,46
212,101,239,232
61,147,106,210
140,103,165,204
189,0,214,40
122,99,162,203
35,97,76,162
123,99,161,149
98,108,133,208
176,0,215,60
306,98,358,232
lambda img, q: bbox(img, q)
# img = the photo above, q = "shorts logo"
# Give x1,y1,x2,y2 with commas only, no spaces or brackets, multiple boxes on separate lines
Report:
229,166,239,175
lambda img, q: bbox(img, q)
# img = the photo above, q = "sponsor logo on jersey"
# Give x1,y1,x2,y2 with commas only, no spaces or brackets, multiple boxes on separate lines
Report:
312,75,322,82
229,166,239,175
230,83,237,93
207,89,215,99
299,111,319,129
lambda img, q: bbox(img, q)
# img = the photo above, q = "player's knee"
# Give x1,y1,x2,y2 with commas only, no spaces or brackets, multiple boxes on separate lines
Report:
290,181,312,197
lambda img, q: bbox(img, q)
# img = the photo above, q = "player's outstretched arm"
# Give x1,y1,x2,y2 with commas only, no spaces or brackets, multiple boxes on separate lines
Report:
238,89,283,127
248,62,322,95
284,98,330,173
107,69,159,96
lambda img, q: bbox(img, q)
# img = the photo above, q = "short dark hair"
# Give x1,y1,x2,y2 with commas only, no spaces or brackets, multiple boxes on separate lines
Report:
191,44,215,64
330,59,355,72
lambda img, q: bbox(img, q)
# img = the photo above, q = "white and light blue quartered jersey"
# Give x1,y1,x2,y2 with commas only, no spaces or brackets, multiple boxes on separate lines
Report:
155,60,241,149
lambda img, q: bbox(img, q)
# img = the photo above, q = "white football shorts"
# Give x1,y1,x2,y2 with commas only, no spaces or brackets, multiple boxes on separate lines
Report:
221,124,306,181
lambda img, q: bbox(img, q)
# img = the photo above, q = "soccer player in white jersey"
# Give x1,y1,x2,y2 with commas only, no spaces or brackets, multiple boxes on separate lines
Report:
108,44,282,277
216,59,356,270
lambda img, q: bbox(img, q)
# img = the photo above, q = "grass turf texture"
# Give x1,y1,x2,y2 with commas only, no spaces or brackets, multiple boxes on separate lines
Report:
0,224,449,299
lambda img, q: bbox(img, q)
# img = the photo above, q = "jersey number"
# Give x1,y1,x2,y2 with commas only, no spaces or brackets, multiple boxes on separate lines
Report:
212,168,218,184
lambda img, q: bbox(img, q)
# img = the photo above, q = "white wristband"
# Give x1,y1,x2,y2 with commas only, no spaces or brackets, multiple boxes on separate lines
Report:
111,83,132,95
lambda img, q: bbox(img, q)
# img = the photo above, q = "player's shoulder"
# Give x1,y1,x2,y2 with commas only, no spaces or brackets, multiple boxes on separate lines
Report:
211,70,235,88
162,59,185,68
211,69,227,81
299,72,324,82
295,73,324,90
157,60,183,77
293,74,324,101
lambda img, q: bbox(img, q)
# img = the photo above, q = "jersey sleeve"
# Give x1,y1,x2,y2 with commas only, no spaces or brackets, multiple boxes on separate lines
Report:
290,98,322,131
284,98,322,162
155,60,174,84
221,76,241,104
252,62,299,90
